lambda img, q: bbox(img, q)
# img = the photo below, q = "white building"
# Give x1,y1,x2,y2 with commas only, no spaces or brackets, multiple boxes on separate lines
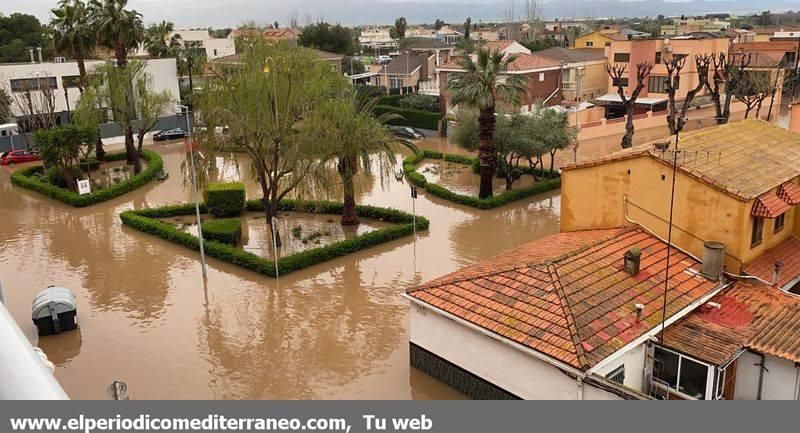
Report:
134,29,235,60
404,226,800,400
359,27,395,49
0,58,180,120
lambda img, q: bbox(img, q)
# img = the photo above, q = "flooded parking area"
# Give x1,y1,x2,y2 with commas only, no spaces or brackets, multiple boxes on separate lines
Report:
0,138,561,399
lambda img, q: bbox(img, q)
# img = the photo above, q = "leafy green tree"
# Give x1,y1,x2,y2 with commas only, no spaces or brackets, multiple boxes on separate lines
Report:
0,13,53,63
133,73,173,152
298,22,356,55
394,17,407,40
302,88,416,225
519,38,556,52
196,41,345,244
172,41,206,105
434,19,445,30
464,17,471,39
89,0,144,67
446,49,527,198
33,125,98,192
143,20,178,57
342,56,365,75
49,0,95,92
0,88,11,124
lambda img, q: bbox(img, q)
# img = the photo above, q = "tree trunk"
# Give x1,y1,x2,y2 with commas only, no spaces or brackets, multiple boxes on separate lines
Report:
124,125,141,173
137,131,145,153
721,92,733,124
477,106,496,199
76,49,87,92
505,176,513,191
96,138,106,162
339,156,360,226
549,150,556,173
621,106,635,149
260,176,282,248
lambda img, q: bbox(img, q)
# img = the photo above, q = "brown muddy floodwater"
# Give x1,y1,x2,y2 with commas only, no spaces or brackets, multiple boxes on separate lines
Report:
417,160,538,196
0,138,561,400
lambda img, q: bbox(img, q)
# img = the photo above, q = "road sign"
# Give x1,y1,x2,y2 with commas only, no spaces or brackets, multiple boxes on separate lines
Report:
77,179,91,196
411,186,418,199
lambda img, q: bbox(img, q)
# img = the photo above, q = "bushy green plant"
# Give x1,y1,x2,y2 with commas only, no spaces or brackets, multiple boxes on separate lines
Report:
120,199,429,277
373,105,443,130
397,94,440,113
201,218,242,245
203,181,246,217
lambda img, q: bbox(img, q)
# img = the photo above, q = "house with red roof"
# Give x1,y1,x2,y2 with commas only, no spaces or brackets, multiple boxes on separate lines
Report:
436,41,564,114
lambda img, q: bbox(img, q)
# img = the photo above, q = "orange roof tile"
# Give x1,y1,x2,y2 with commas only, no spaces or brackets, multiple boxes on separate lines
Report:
664,282,800,365
743,236,800,289
407,227,721,370
778,181,800,205
751,193,791,218
438,53,561,72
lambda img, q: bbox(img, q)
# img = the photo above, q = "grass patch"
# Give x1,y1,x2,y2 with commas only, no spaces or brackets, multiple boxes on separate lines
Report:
10,150,163,207
403,150,561,210
120,199,429,277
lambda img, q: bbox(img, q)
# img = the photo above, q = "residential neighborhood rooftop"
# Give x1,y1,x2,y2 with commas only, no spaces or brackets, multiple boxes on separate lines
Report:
535,47,607,63
406,226,722,370
438,52,561,72
563,120,800,200
742,236,800,290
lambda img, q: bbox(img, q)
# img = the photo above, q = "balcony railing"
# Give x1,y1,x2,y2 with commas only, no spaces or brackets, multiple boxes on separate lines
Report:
562,81,578,91
418,80,439,96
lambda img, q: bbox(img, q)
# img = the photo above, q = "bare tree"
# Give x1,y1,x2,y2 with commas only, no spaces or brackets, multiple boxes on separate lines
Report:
664,54,711,135
605,62,654,149
522,0,544,41
503,2,518,41
287,10,299,29
706,52,750,125
8,76,59,147
733,70,774,119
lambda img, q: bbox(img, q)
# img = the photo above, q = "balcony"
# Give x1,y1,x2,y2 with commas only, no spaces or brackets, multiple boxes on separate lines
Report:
418,80,440,96
562,81,578,91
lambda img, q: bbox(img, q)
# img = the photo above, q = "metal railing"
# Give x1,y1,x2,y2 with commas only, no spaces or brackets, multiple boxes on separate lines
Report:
0,281,68,400
418,80,440,96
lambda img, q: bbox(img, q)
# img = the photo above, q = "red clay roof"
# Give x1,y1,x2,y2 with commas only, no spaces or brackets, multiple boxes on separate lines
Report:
438,53,561,72
751,193,791,218
407,227,721,370
664,282,800,365
778,181,800,205
743,236,800,289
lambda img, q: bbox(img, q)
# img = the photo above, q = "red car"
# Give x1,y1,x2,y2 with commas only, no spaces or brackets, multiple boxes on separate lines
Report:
0,150,41,166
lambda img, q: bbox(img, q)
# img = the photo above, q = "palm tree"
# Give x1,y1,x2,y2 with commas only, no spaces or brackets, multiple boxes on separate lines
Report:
50,0,95,92
143,20,175,57
447,48,527,199
304,88,417,225
88,0,143,67
173,41,205,106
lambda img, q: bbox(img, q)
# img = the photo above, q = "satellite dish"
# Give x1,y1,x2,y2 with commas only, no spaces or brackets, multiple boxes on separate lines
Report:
664,38,670,44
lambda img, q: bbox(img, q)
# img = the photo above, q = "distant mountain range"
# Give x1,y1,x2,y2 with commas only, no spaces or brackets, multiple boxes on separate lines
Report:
7,0,800,28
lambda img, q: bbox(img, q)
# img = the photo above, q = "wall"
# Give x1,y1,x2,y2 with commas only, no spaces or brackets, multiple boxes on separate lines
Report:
734,351,800,400
739,183,799,266
575,32,612,49
593,344,647,392
0,58,179,118
409,303,625,400
203,38,236,60
561,154,752,272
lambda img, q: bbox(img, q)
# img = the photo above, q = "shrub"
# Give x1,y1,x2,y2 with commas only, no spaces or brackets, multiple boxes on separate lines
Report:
204,181,246,217
10,150,163,207
397,94,440,113
378,94,404,107
201,218,242,245
373,105,443,130
120,199,429,277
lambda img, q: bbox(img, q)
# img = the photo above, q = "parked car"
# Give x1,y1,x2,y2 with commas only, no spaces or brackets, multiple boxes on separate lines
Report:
377,55,391,64
153,128,187,141
389,126,425,140
0,150,41,166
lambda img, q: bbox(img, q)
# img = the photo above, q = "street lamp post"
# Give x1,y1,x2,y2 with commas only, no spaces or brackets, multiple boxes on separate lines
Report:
177,104,207,278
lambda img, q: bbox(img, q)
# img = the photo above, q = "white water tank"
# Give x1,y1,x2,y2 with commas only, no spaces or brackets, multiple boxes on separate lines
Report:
31,286,77,336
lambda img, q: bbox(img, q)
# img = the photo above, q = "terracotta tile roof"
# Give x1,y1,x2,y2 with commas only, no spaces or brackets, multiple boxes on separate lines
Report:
743,236,800,289
778,181,800,205
438,53,561,72
563,120,800,200
664,282,800,365
536,47,607,64
407,227,721,370
751,193,791,218
379,50,423,75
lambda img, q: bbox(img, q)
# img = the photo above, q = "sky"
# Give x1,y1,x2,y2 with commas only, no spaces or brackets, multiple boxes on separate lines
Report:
1,0,796,28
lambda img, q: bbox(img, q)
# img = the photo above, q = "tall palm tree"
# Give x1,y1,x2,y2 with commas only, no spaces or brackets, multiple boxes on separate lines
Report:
173,41,205,106
88,0,143,67
304,88,417,225
143,20,175,57
447,49,527,199
50,0,95,92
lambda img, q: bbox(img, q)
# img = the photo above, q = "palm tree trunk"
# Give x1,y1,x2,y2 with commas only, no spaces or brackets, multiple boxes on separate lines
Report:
338,156,360,225
76,48,87,92
477,106,496,199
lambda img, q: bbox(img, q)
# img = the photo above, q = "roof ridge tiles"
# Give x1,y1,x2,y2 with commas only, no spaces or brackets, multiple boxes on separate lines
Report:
547,263,588,369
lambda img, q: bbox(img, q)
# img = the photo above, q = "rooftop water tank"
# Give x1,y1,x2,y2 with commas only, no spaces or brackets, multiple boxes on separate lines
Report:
31,286,77,336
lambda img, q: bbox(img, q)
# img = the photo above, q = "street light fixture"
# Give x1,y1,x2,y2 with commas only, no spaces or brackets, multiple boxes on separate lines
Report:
177,104,207,278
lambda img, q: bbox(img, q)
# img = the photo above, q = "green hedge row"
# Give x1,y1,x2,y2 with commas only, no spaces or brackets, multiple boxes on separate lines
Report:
201,218,242,245
402,151,561,210
120,199,429,277
204,181,246,217
10,150,163,207
373,105,442,130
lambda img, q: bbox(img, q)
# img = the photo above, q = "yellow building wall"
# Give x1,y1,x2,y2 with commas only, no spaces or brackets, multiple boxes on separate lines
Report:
575,32,612,49
560,155,800,273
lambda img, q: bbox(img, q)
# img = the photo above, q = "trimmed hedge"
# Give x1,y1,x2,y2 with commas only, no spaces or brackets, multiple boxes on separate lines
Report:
10,150,163,207
204,181,246,217
373,105,443,130
120,199,429,277
402,150,561,210
201,218,242,245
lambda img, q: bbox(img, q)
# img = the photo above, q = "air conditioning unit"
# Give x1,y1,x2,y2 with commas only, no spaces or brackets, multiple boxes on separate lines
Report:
54,57,66,63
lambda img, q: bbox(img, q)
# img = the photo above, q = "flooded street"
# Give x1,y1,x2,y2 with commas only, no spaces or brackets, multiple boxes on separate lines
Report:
0,138,561,400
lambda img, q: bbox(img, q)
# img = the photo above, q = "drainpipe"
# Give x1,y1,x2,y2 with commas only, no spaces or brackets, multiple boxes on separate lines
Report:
756,353,767,400
577,375,585,400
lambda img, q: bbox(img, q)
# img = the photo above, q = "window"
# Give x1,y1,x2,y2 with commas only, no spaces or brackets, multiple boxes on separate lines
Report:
654,347,709,400
648,76,669,93
751,216,764,247
10,77,57,92
614,52,631,63
775,213,786,233
604,41,612,47
606,365,625,385
585,41,594,47
655,52,662,64
389,77,403,89
539,72,545,82
613,77,629,87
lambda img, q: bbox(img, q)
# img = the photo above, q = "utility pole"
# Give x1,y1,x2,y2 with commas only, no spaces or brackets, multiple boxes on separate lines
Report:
177,105,207,278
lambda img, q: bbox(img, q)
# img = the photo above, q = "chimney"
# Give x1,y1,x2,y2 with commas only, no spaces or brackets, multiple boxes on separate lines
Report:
790,104,800,134
772,261,783,287
635,304,645,322
623,247,642,276
701,241,725,281
28,48,35,64
37,47,42,63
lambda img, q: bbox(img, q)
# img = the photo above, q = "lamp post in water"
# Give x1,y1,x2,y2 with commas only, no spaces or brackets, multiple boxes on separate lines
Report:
177,104,207,278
